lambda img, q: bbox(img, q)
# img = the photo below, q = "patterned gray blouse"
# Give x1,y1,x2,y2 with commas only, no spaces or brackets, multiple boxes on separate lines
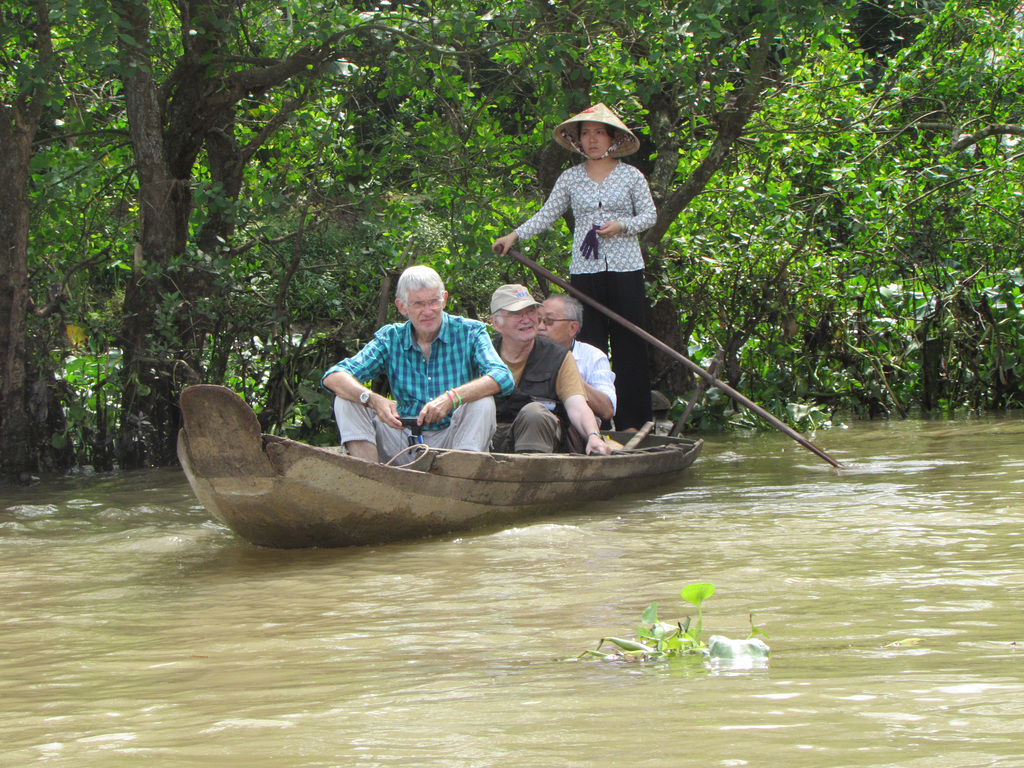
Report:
514,162,657,274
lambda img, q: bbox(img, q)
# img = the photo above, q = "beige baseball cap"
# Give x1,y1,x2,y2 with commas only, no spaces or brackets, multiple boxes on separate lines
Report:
490,284,541,314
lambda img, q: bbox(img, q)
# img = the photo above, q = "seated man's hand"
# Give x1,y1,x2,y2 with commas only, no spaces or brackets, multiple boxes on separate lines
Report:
373,397,402,429
586,433,612,456
418,393,454,425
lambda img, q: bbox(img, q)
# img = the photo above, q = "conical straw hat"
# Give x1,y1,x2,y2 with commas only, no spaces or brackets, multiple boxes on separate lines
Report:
552,103,640,158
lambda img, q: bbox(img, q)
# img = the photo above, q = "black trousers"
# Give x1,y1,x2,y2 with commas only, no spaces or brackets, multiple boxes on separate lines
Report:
570,270,653,430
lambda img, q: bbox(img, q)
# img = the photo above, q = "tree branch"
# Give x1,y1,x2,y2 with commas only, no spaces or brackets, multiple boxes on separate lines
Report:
949,123,1024,153
645,29,774,245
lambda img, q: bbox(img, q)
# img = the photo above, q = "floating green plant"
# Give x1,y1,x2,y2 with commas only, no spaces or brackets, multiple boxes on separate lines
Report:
579,582,770,663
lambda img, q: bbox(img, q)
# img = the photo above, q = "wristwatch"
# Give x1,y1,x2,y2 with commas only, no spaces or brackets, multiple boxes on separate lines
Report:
359,390,372,406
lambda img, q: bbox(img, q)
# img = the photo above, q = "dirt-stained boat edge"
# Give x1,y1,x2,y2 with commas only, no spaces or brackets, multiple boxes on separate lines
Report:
177,384,703,548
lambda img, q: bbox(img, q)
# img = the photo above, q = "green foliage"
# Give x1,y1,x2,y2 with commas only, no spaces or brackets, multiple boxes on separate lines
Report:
51,349,122,467
680,581,715,642
7,0,1024,474
579,582,769,663
649,0,1024,423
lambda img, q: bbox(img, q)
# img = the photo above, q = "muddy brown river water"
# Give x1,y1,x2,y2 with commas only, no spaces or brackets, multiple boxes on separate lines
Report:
2,415,1023,767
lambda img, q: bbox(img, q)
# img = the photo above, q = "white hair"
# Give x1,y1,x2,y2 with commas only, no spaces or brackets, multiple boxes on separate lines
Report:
396,265,445,303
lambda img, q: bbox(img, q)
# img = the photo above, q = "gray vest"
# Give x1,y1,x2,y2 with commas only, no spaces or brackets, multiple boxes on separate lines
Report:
494,336,569,423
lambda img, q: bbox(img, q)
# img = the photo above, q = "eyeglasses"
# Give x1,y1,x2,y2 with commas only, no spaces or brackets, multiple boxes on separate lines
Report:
408,298,444,311
537,316,574,326
500,306,538,319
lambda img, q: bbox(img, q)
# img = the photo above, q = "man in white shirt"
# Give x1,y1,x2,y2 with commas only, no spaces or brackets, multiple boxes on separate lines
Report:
537,294,616,423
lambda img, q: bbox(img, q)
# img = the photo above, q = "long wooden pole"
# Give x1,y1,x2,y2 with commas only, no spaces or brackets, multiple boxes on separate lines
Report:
507,249,844,469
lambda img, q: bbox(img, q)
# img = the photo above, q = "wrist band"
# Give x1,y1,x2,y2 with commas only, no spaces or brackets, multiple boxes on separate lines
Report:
589,431,601,438
447,389,462,409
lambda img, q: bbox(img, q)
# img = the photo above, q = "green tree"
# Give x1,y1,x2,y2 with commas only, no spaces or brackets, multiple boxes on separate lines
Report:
5,0,1023,480
106,0,370,465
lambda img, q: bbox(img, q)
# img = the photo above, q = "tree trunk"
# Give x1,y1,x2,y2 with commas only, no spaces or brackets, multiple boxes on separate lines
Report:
645,29,775,246
114,0,194,468
109,0,346,468
0,1,51,483
647,297,697,394
640,30,777,398
0,111,37,482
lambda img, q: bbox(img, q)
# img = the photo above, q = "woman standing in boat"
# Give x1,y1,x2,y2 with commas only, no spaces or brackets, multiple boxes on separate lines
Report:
491,103,657,430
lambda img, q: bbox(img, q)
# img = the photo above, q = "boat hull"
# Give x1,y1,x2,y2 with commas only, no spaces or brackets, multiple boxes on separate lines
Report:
177,385,702,548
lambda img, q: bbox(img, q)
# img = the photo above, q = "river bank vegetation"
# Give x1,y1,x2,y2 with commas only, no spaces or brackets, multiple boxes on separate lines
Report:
2,0,1022,481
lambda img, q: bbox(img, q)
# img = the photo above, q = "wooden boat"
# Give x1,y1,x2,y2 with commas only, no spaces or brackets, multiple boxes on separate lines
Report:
177,384,703,548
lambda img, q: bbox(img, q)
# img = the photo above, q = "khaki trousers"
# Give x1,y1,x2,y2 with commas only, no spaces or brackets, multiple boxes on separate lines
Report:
492,402,563,453
333,395,496,462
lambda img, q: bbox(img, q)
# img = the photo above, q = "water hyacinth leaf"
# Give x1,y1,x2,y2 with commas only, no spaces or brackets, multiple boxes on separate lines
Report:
680,583,715,644
581,582,770,664
603,637,655,653
577,649,616,660
681,583,715,607
748,612,771,640
662,635,684,651
652,621,679,642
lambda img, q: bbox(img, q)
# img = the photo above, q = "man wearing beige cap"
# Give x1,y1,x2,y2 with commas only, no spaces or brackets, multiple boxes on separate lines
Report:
489,284,611,456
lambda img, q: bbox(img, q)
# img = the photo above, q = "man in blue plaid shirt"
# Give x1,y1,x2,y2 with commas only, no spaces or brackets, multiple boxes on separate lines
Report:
322,265,514,463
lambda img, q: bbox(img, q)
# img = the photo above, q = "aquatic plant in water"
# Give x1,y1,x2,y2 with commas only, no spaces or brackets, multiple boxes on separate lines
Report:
580,583,770,664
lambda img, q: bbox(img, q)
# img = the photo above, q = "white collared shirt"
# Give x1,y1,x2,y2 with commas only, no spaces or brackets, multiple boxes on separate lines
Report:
571,340,617,415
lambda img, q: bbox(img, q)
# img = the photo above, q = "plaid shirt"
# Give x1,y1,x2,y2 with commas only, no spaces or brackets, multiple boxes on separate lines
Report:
322,314,514,430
